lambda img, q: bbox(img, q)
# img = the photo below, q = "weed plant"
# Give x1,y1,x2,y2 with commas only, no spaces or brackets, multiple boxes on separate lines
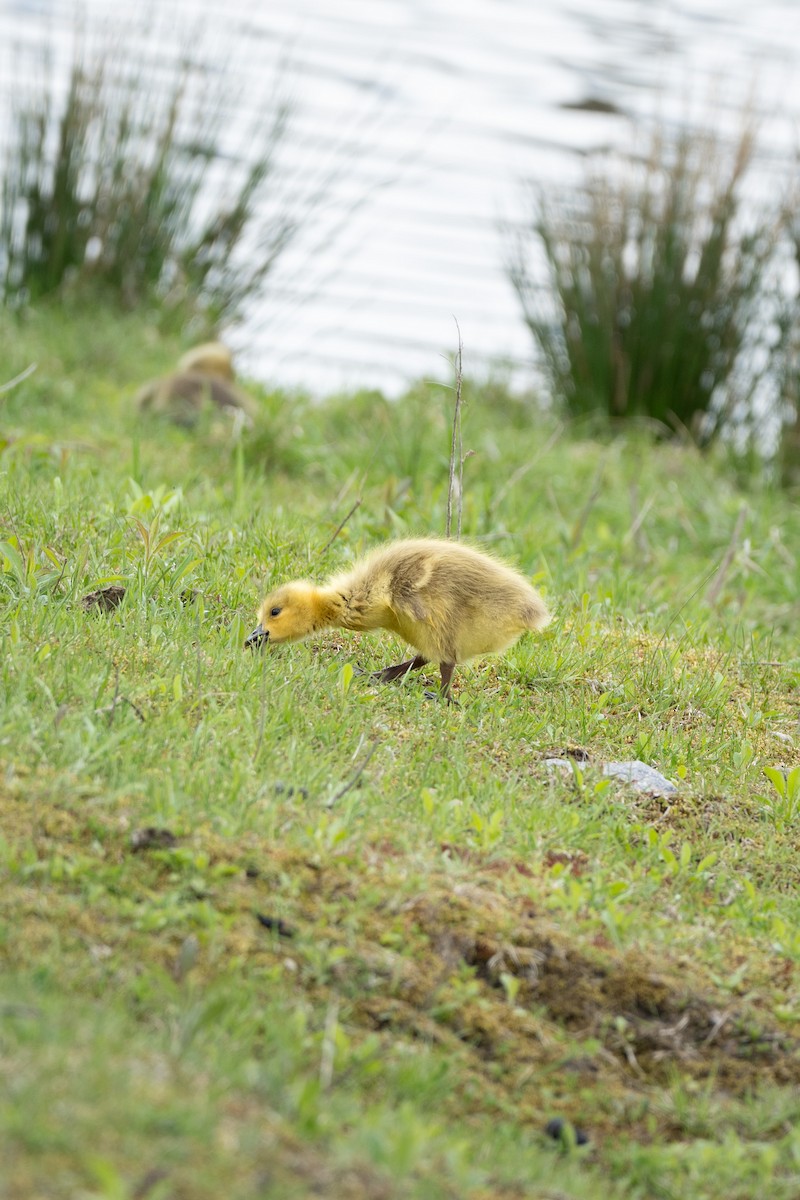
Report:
510,121,787,445
1,308,800,1198
0,23,295,324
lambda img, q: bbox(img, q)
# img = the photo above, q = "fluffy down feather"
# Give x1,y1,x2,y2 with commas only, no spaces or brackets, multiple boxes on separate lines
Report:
248,537,550,698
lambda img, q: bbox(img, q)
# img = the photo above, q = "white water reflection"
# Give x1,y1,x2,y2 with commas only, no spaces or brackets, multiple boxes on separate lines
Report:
1,0,798,395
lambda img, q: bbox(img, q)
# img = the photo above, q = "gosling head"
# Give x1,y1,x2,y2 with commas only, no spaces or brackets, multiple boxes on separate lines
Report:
245,582,324,649
178,341,235,381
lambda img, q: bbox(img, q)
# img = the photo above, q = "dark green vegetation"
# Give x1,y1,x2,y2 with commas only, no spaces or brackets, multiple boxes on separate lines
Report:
0,25,295,324
510,121,796,454
1,308,800,1199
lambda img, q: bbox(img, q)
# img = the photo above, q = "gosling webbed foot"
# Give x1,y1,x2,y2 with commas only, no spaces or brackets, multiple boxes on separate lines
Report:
420,662,458,703
423,688,459,705
370,655,428,684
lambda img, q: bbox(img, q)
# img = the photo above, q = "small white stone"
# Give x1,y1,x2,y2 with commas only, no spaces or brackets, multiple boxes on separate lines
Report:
602,761,678,796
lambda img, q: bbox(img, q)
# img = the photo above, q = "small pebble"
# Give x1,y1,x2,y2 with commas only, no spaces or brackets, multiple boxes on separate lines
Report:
130,827,178,852
255,913,295,938
80,584,126,613
543,757,677,796
544,1117,589,1146
602,760,677,796
274,782,309,800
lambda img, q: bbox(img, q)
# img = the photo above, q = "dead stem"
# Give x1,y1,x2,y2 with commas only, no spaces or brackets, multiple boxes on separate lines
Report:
326,739,378,806
570,458,606,549
489,423,564,517
446,318,464,539
317,497,362,560
706,503,748,607
0,363,37,395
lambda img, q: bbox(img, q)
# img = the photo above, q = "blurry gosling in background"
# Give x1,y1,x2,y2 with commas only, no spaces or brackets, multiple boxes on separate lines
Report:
246,537,550,699
136,340,256,426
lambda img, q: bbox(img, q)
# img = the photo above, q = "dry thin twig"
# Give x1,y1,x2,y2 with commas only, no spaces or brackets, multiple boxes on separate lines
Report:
625,481,654,555
98,696,145,723
489,422,564,517
326,739,378,806
445,319,464,539
0,362,37,395
317,497,362,559
97,666,145,724
331,468,362,511
701,1008,733,1047
253,636,270,764
319,1001,340,1090
570,458,606,549
131,1167,171,1200
706,503,748,608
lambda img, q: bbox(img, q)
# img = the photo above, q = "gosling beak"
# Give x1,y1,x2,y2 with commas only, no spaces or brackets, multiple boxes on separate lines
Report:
245,623,268,649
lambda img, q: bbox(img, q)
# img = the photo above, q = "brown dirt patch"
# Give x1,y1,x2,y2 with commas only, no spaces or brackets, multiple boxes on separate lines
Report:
3,774,799,1143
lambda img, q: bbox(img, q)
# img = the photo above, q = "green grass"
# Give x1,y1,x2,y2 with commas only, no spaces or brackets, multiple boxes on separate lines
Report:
1,306,799,1199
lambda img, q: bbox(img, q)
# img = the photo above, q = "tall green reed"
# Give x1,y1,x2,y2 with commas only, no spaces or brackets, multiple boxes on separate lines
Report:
510,121,787,446
0,23,294,324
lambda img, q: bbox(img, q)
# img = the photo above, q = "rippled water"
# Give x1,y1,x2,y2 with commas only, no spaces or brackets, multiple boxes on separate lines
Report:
2,0,799,395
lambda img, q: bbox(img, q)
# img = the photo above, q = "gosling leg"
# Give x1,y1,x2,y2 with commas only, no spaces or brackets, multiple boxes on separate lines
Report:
371,655,428,684
422,662,457,703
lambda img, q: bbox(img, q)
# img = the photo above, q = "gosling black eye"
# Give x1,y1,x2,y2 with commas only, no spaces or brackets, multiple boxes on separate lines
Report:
270,606,282,618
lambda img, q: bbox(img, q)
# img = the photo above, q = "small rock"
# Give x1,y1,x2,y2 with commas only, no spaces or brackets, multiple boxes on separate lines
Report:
559,1055,599,1074
255,913,295,938
81,584,126,612
543,757,677,796
544,757,573,772
130,827,178,852
544,1117,590,1146
601,760,677,796
274,782,309,800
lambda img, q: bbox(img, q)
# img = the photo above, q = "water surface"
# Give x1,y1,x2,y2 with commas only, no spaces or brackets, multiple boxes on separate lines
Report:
2,0,798,395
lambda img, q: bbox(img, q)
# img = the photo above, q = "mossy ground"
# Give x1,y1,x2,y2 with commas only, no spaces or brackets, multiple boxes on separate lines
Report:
1,304,799,1199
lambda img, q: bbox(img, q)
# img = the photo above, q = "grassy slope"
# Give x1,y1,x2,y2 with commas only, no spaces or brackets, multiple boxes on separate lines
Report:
1,305,799,1200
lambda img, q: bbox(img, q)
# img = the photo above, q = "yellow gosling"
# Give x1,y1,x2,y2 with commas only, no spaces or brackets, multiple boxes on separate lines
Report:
136,341,256,425
247,537,550,699
177,342,235,380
